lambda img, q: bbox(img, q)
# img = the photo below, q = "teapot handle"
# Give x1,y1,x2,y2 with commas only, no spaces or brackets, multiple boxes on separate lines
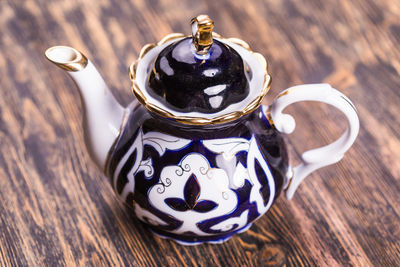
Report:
268,84,359,199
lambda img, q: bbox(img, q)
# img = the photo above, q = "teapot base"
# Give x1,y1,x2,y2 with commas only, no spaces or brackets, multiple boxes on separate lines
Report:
148,223,253,246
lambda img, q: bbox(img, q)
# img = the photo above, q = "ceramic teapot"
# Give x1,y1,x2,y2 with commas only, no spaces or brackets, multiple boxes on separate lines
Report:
45,15,359,245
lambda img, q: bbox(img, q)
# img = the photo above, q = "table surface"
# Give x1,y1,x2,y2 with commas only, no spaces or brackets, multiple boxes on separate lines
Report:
1,0,399,266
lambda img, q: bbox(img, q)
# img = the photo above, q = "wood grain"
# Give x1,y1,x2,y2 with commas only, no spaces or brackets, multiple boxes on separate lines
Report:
0,0,399,266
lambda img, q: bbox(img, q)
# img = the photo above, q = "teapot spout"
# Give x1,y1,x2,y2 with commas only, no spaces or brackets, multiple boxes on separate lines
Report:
45,46,126,171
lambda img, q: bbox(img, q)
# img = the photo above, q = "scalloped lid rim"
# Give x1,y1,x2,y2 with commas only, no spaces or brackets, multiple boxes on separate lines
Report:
131,37,270,125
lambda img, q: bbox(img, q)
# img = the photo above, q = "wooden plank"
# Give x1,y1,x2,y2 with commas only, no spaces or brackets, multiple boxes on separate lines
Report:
0,0,399,265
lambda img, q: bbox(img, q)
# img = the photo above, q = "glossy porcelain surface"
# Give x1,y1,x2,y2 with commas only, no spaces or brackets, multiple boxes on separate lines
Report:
106,105,289,244
148,37,249,113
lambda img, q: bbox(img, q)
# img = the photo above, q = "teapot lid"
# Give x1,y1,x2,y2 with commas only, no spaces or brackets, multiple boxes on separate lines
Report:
130,15,271,125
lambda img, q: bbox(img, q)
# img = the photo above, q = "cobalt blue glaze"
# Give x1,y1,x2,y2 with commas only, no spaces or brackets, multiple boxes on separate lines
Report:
164,174,219,213
106,105,289,244
147,37,249,113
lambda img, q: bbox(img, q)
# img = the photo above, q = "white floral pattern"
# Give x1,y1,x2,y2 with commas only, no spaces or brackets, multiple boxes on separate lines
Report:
113,129,276,236
148,153,238,236
204,136,276,219
113,129,191,200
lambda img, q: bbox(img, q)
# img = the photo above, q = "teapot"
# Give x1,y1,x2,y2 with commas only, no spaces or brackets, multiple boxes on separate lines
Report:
45,15,359,245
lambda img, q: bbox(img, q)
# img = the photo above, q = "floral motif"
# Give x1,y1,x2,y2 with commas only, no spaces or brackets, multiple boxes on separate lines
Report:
113,129,191,200
165,174,218,213
113,128,277,241
148,153,238,236
204,136,276,218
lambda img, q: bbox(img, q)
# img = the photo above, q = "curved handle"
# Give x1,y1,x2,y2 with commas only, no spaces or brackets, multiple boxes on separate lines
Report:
269,84,359,199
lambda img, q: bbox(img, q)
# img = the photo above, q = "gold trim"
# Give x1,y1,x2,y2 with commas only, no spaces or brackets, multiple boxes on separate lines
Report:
129,61,137,80
277,86,304,98
264,110,275,127
138,43,157,60
129,33,271,125
252,52,268,71
45,46,88,72
226,38,251,50
157,33,185,46
284,168,294,190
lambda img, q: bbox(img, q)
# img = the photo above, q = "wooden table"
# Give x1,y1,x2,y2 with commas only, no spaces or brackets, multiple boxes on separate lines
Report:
1,0,399,266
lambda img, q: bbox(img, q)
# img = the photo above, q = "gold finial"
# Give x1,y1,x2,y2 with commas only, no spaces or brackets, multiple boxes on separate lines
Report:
190,15,214,55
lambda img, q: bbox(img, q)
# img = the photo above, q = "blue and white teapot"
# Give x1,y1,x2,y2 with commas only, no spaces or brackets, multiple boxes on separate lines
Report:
45,15,359,245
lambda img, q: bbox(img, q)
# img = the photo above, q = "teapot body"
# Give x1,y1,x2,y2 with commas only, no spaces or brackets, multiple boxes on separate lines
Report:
106,104,289,244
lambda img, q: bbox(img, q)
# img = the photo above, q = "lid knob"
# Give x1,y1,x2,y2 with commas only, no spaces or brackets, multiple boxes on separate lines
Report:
190,15,214,55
